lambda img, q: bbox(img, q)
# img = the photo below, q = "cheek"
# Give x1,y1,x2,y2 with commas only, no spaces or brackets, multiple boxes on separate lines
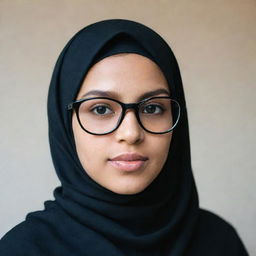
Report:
72,117,96,167
72,116,111,174
151,133,172,164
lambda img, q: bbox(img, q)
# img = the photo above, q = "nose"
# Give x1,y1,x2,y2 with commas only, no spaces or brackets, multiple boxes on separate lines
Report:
115,110,144,145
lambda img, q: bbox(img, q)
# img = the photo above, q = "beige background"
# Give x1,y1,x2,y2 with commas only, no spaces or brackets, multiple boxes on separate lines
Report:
0,0,255,254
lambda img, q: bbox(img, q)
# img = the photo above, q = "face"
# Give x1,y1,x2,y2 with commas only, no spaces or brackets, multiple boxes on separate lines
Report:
72,53,172,195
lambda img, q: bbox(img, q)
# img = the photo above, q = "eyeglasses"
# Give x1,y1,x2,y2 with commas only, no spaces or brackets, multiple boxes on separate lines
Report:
68,96,181,135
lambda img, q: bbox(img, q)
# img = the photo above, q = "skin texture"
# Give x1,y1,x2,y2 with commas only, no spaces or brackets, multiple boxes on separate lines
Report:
72,53,172,195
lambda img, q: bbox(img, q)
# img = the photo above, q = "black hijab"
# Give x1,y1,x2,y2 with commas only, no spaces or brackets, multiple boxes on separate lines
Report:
48,18,198,254
0,19,249,256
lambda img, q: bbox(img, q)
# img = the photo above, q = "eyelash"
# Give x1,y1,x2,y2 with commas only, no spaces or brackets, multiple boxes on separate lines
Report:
90,104,113,115
141,104,165,114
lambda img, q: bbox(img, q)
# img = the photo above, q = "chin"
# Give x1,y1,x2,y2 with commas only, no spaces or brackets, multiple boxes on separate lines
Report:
108,182,148,195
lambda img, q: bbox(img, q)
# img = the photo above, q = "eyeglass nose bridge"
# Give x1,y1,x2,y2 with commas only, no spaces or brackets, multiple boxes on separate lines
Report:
122,102,139,112
117,102,142,128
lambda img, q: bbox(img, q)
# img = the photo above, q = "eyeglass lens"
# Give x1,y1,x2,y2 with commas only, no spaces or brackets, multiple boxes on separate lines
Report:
77,98,179,134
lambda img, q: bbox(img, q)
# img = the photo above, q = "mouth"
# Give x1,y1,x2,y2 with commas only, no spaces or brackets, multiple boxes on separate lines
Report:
108,153,148,172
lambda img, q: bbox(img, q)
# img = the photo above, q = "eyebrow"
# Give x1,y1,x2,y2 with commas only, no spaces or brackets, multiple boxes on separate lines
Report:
80,88,170,101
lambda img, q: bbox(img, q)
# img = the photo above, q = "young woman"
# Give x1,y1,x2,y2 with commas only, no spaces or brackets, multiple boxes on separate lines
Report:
0,19,248,255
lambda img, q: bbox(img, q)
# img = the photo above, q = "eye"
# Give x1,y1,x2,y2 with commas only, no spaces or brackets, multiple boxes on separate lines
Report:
91,105,114,115
142,104,164,114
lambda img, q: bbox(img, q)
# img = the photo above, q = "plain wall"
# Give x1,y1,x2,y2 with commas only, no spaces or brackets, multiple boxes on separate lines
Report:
0,0,255,254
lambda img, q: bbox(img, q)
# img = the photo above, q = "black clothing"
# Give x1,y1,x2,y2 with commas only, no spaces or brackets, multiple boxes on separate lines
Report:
0,208,248,255
0,19,249,256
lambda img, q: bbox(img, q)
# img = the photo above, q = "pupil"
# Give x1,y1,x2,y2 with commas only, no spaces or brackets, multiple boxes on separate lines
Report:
146,105,156,113
97,106,106,114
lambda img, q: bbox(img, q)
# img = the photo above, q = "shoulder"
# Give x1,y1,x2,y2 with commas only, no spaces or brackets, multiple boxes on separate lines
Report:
188,208,249,255
0,201,65,256
0,219,41,256
198,208,237,233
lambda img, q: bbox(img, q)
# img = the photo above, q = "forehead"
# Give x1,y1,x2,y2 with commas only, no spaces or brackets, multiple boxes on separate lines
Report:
77,53,170,101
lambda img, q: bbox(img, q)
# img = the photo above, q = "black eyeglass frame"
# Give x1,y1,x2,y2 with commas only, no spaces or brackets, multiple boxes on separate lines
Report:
68,96,181,135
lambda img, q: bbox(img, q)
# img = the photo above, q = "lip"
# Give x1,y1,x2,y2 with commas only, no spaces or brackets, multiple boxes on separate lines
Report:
108,153,148,172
